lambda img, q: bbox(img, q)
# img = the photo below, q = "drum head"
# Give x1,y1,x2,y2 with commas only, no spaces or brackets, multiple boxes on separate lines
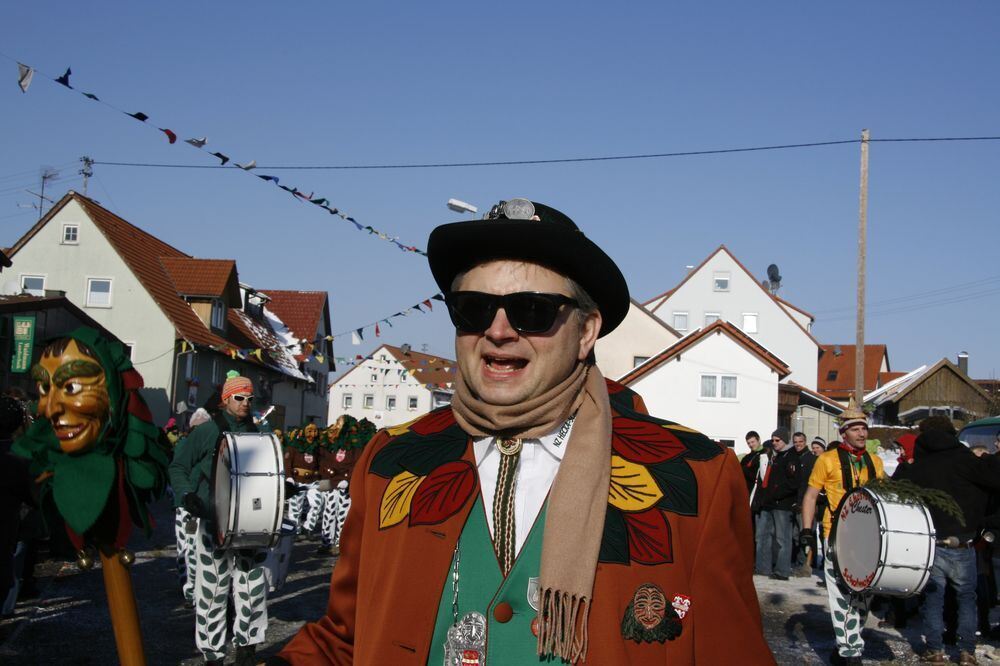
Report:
832,488,882,592
212,437,234,547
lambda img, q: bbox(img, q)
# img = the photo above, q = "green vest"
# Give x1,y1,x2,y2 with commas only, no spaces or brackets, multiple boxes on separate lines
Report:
428,495,548,665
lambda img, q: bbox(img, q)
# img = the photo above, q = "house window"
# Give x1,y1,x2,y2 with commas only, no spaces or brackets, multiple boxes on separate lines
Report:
633,356,650,367
363,394,374,409
700,374,738,400
20,275,45,296
86,278,112,308
386,396,396,410
210,299,226,329
342,394,353,409
212,358,221,385
408,396,419,411
742,313,758,334
704,312,720,326
713,272,730,291
184,352,194,380
672,312,688,331
826,370,838,381
62,224,79,244
718,439,736,449
371,374,378,383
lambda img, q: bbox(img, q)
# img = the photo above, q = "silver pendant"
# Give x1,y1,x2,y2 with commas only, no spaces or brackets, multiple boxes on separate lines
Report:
444,611,487,666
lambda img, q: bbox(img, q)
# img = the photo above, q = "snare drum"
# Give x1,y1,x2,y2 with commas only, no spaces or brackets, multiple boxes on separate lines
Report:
212,432,286,549
830,486,935,597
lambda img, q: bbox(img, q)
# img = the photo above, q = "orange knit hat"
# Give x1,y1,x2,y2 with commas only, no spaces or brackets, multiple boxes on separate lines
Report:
222,375,253,401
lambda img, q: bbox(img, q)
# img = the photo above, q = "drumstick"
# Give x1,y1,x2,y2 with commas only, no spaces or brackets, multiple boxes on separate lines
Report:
259,405,275,422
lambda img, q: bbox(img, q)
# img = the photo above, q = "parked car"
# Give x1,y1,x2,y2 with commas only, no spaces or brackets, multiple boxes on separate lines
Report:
958,416,1000,454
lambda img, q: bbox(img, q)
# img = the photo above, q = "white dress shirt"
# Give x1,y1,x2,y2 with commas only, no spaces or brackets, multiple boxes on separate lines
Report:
473,417,575,555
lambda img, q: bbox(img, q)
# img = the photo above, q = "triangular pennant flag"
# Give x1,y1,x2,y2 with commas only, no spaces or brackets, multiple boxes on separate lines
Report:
128,111,149,122
422,299,433,311
382,318,393,328
82,92,99,101
310,197,328,206
236,160,256,170
375,322,381,338
315,353,325,364
253,349,263,362
325,335,334,341
180,340,190,353
185,137,208,148
257,174,278,184
16,63,34,93
211,152,229,165
159,128,177,144
432,293,445,302
414,303,424,313
229,348,238,359
55,67,72,88
351,330,362,346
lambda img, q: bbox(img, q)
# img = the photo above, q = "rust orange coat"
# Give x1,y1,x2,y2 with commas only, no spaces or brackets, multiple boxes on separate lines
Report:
277,383,774,665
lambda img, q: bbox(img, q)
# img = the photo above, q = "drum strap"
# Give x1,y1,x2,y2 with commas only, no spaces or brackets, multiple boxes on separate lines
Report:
836,447,876,491
211,411,259,439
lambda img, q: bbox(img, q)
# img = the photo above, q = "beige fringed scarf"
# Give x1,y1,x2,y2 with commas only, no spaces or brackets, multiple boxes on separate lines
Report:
451,362,612,663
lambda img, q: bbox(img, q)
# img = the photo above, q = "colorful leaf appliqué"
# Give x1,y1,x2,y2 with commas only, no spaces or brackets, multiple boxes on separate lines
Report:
410,460,477,526
612,417,686,464
623,507,674,564
609,455,664,512
379,470,424,529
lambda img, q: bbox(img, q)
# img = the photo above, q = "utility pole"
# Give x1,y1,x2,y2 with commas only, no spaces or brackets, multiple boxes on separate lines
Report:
80,156,94,196
855,129,870,407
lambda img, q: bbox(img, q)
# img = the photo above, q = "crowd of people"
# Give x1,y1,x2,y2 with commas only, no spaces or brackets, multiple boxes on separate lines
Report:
744,412,1000,665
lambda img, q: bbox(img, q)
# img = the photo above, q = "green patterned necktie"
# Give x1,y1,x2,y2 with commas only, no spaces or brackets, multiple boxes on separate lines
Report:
493,438,522,577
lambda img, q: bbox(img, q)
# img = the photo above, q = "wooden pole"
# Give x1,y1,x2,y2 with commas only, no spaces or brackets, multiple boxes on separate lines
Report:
98,548,147,666
855,129,870,406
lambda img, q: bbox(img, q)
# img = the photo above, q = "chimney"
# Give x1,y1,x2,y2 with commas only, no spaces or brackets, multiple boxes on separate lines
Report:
957,351,969,376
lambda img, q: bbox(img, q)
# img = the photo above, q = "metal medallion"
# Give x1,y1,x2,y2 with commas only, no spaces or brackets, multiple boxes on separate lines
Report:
502,198,535,220
497,437,522,456
444,611,487,666
526,577,540,611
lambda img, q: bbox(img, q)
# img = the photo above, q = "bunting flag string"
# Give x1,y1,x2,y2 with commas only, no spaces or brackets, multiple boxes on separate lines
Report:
5,55,427,256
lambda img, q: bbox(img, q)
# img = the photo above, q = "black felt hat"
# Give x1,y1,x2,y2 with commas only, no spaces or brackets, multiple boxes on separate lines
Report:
427,199,629,336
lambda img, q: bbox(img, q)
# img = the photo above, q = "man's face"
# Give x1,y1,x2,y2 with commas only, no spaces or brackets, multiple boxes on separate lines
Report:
842,423,868,449
453,260,601,406
793,434,807,452
34,340,110,454
746,436,761,451
223,391,252,421
771,436,787,452
304,423,318,443
810,442,825,456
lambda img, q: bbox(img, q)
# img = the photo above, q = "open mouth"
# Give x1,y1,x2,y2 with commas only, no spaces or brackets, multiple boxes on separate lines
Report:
53,422,87,441
483,354,528,375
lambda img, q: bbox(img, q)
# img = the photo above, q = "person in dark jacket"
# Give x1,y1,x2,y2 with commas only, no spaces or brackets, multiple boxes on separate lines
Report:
789,432,817,572
0,396,35,615
893,416,1000,665
754,428,798,580
742,430,765,496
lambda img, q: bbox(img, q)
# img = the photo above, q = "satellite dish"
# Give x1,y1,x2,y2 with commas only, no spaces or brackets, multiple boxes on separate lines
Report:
766,264,782,285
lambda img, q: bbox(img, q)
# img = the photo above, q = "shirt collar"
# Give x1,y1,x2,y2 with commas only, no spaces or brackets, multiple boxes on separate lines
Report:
472,416,575,465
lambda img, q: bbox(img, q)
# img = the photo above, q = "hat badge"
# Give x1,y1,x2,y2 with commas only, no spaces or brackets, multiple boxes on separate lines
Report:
486,198,535,221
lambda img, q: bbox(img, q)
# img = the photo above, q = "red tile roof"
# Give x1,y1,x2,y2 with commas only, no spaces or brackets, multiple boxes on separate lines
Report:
260,290,328,342
160,257,240,300
334,343,456,390
818,344,889,400
619,320,791,385
6,193,303,378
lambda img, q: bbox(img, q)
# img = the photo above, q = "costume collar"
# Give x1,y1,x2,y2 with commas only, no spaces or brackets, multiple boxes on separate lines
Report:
472,415,575,466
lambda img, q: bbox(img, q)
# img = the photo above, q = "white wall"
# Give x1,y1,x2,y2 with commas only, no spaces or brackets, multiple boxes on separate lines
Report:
2,200,178,421
595,301,680,380
647,250,819,390
327,349,439,428
627,330,780,455
793,405,840,446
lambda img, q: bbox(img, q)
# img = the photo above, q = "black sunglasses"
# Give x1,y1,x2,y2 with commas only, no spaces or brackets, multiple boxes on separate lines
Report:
445,291,579,334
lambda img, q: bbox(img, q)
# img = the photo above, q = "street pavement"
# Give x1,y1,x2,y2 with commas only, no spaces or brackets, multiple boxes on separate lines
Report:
3,497,1000,664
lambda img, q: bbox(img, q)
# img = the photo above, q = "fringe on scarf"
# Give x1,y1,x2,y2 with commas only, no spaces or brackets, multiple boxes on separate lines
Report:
537,588,590,663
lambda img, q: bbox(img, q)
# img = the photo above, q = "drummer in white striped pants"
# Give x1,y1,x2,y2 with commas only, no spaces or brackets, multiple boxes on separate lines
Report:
168,375,270,666
800,408,884,666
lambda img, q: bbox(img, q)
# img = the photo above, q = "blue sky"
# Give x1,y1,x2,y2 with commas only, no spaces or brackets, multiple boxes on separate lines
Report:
2,2,998,379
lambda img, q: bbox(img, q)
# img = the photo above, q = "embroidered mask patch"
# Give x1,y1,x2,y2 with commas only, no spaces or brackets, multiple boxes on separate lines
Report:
621,583,682,643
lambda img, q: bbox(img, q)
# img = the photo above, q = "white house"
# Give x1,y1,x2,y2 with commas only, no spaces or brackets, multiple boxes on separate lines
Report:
644,245,820,391
619,320,791,454
329,343,455,428
594,298,681,380
1,191,323,426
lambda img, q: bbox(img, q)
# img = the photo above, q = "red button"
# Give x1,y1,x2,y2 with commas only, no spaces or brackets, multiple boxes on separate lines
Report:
493,602,513,623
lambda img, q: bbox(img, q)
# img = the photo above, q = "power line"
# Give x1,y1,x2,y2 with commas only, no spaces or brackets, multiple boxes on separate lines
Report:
822,285,1000,321
91,136,1000,171
812,274,1000,315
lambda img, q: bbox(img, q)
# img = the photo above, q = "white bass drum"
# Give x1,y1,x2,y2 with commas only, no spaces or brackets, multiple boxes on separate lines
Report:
212,432,286,549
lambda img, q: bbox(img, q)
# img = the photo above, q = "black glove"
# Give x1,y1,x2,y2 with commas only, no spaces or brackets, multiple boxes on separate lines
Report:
799,528,817,555
182,492,207,518
284,480,304,497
